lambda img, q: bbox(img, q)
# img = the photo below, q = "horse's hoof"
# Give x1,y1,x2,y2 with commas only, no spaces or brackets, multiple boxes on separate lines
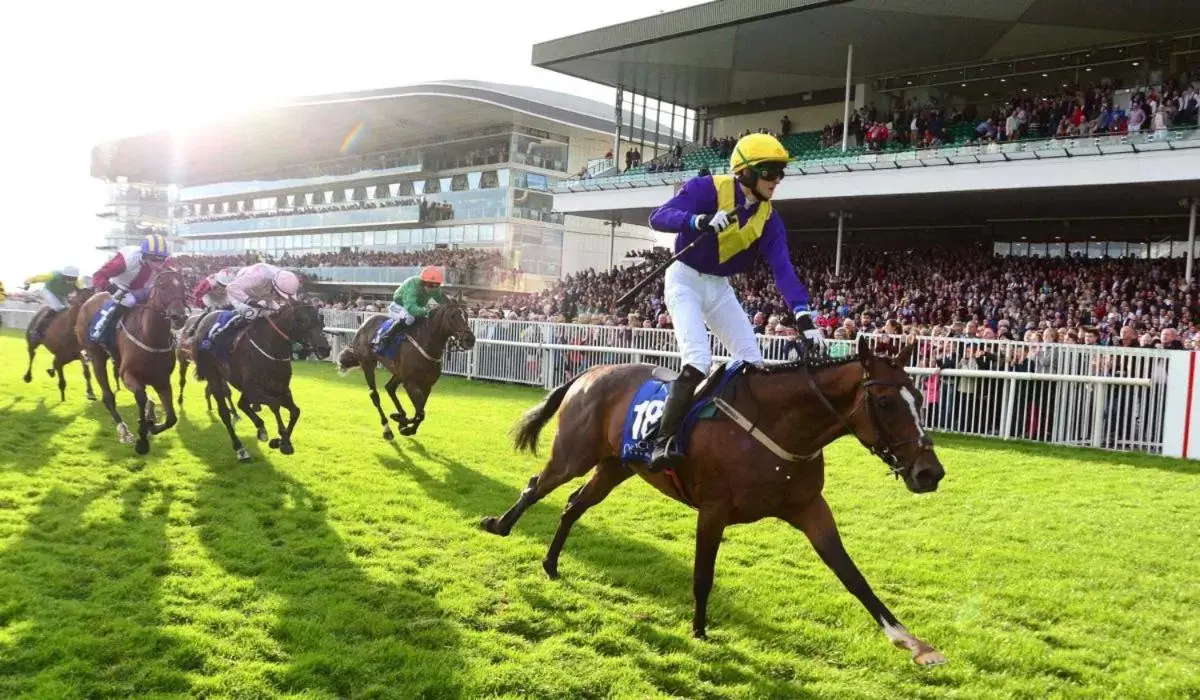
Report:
232,413,240,423
22,373,31,384
480,517,506,536
236,448,252,462
257,429,269,442
692,629,708,641
383,430,394,441
134,439,149,455
542,560,559,580
268,438,281,450
280,442,294,456
399,425,417,437
46,369,56,378
913,648,947,666
86,393,96,401
389,412,406,423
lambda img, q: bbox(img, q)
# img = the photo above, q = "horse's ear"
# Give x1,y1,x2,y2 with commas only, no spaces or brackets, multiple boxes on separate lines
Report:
857,334,871,366
896,341,916,367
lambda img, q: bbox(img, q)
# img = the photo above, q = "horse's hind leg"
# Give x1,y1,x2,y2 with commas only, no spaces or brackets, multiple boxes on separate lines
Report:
91,354,133,444
542,458,632,579
785,494,945,666
398,380,428,436
363,360,394,440
482,435,602,537
178,358,188,407
212,380,250,461
149,381,177,436
384,374,407,427
266,391,300,456
23,340,37,383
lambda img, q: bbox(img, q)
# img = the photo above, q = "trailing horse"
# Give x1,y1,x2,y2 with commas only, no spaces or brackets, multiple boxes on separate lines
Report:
75,271,189,454
483,337,948,665
337,298,475,440
23,288,96,402
192,301,331,461
177,310,238,420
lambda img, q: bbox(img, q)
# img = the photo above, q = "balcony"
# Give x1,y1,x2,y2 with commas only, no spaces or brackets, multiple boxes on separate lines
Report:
177,205,420,237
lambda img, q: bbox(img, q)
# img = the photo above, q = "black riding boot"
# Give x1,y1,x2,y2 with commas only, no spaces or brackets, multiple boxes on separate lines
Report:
648,364,705,472
381,317,410,346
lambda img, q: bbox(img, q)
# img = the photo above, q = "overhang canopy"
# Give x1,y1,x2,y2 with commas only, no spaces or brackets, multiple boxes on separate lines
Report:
533,0,1200,106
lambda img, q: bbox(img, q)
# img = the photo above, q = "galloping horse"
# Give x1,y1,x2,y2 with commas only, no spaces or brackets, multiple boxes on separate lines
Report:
76,271,189,453
177,310,238,420
483,337,948,665
337,298,475,440
192,301,331,461
23,288,96,402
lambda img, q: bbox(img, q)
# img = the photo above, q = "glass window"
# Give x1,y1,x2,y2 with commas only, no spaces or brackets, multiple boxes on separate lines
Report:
351,232,364,246
993,242,1010,256
397,229,411,244
1108,242,1128,258
1172,240,1190,257
436,228,450,244
301,234,312,247
468,171,482,189
1151,241,1172,258
1068,242,1087,257
321,233,332,248
1088,241,1107,258
493,224,507,242
1129,242,1148,259
1011,241,1029,256
464,225,478,243
1048,242,1065,258
497,169,509,188
363,231,375,246
478,224,494,242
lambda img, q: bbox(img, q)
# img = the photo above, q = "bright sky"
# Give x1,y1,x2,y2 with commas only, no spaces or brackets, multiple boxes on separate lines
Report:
0,0,704,289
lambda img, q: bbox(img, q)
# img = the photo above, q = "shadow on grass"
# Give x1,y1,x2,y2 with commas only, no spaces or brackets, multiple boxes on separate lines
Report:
932,431,1200,476
0,479,192,697
192,432,464,697
0,396,77,472
383,441,851,698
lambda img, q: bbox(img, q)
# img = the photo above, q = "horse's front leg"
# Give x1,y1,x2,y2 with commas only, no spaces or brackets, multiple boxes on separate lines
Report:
692,507,728,640
787,495,945,666
237,393,270,442
80,356,96,401
268,390,300,455
384,374,407,427
131,382,152,455
398,380,428,436
90,352,133,444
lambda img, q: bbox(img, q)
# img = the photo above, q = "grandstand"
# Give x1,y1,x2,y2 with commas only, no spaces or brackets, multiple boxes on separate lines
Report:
536,2,1200,257
89,80,680,299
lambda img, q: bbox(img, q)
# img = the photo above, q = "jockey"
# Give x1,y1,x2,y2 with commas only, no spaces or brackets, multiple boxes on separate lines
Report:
24,266,81,338
206,262,301,346
645,132,824,470
89,234,171,342
191,267,238,311
379,266,446,347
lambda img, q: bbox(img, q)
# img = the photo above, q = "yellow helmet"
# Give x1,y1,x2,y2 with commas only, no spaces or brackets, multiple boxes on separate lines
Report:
729,133,790,173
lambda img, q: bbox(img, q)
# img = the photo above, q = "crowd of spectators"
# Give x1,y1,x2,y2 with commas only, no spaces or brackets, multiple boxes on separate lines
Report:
474,244,1200,350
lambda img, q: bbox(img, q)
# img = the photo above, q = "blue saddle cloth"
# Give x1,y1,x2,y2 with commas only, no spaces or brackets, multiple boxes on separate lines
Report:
198,311,238,358
372,318,408,358
87,301,119,354
619,361,745,464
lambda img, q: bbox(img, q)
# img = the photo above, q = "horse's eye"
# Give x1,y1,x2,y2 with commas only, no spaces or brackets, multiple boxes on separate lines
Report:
878,397,896,410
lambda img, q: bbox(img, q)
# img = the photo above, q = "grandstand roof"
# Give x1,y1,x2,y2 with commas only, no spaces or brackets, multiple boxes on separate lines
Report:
533,0,1200,106
91,80,678,187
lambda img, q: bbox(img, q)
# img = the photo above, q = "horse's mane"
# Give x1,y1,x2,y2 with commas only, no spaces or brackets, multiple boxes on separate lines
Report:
762,342,860,375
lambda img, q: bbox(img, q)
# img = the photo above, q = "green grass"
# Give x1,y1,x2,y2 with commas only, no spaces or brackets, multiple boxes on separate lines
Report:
0,329,1198,699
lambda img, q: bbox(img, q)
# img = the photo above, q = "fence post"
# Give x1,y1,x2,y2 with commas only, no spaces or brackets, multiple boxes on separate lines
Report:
999,377,1016,441
467,343,476,380
1091,385,1107,449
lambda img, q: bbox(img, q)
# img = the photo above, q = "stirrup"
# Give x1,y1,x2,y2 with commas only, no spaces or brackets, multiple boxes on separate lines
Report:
649,435,684,471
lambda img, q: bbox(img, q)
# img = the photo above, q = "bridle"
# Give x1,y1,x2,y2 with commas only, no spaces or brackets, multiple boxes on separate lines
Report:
440,304,473,353
803,370,933,479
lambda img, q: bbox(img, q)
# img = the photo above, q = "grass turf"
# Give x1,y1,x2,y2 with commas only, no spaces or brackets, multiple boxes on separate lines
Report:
0,329,1198,699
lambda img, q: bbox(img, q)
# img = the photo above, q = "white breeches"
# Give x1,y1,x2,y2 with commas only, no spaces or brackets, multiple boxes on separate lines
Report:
113,285,137,308
663,261,763,375
387,303,415,324
40,288,67,312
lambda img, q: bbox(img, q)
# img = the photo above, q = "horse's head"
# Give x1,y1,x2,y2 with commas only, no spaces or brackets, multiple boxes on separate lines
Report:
289,301,331,360
148,270,189,329
848,336,945,494
435,295,475,351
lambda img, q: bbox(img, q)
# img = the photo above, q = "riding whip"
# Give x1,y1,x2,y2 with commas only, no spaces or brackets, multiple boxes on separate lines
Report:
614,209,734,309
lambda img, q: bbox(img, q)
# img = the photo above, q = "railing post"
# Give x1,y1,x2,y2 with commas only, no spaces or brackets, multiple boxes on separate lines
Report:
1000,377,1016,441
1091,385,1107,449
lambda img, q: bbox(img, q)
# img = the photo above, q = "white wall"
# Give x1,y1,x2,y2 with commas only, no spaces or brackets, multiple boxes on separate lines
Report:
561,214,662,276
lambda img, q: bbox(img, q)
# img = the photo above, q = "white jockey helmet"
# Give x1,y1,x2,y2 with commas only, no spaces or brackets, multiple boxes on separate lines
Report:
214,268,236,286
60,265,80,278
273,270,301,299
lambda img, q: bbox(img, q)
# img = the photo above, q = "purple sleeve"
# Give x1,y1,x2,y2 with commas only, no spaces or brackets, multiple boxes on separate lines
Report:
759,212,811,312
648,176,718,233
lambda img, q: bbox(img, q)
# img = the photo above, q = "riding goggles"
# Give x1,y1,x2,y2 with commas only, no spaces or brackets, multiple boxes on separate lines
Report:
750,161,788,182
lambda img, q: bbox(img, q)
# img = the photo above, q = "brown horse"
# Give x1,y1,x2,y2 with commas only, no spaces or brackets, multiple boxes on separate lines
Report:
23,290,96,402
192,301,331,461
177,310,239,420
336,299,475,440
76,271,189,453
483,337,948,665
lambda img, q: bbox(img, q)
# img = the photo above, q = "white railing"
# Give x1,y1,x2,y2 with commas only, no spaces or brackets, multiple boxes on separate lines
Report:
1,301,37,331
319,311,1181,456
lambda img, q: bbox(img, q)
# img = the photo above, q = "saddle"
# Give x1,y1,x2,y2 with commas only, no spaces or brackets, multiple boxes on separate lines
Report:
372,317,425,358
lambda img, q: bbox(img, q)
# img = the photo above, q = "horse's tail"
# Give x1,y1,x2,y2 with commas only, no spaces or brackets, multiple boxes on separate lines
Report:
512,373,582,455
337,344,361,374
